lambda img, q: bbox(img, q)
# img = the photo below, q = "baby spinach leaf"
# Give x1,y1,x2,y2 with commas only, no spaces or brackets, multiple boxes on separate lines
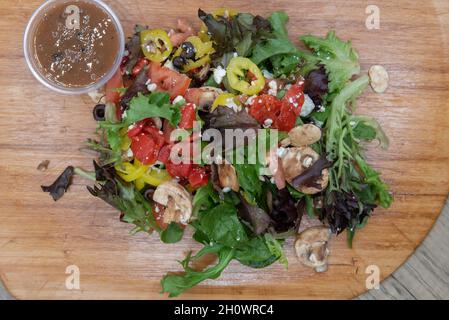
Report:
198,203,248,247
235,237,278,268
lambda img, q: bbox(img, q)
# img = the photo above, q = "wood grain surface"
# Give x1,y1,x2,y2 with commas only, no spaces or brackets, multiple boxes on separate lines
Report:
0,0,448,299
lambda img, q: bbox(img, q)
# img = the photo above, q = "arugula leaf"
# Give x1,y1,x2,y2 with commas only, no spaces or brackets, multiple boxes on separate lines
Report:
351,115,389,149
161,222,184,243
354,155,393,208
125,92,181,126
161,245,235,298
300,31,360,95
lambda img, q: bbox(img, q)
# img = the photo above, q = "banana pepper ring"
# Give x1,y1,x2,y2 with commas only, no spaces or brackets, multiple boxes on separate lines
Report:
115,160,171,190
226,57,265,95
174,36,215,72
140,29,173,62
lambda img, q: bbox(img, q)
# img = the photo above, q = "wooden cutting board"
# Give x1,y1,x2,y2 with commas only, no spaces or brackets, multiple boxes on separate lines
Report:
1,0,448,299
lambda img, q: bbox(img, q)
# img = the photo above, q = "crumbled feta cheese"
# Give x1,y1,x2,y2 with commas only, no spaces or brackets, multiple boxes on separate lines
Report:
317,105,326,113
172,95,185,105
122,110,128,119
212,66,227,84
147,83,157,92
300,94,315,117
276,147,287,158
246,95,257,105
268,80,278,96
263,118,273,128
222,187,231,193
284,84,292,90
163,59,175,71
233,52,238,57
225,97,241,112
262,69,273,79
123,50,130,56
125,148,133,158
303,156,313,168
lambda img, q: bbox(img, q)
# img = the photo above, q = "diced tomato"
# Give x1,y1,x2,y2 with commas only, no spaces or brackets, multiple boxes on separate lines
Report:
158,144,172,164
131,133,160,165
248,94,281,124
132,58,149,77
142,126,165,147
127,120,147,137
282,84,304,116
147,62,191,99
166,160,192,179
188,166,209,188
120,56,129,75
162,119,175,144
152,203,168,230
105,68,123,106
179,103,196,129
275,105,297,132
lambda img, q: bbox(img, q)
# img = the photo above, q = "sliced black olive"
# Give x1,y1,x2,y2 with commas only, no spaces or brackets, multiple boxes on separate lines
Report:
173,56,187,69
93,104,106,121
143,188,155,201
180,41,195,59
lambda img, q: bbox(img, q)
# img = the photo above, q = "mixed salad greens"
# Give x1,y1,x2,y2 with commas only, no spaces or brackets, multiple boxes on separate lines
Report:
42,8,393,297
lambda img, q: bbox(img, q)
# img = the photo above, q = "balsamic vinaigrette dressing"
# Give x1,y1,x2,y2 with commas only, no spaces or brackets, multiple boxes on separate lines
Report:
33,1,120,87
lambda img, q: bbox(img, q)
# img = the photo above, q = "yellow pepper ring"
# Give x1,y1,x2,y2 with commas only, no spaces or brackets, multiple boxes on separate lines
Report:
140,29,173,62
211,93,240,111
226,57,265,95
173,36,215,72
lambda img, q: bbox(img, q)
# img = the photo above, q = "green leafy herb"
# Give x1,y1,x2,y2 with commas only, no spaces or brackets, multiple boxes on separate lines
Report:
300,31,360,96
161,222,185,243
125,92,182,126
264,233,288,268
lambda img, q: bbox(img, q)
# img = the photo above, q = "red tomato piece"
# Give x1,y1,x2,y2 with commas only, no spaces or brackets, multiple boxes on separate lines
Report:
275,105,297,132
127,120,146,138
166,160,192,179
142,126,165,147
132,58,149,77
162,119,175,144
105,68,123,106
282,84,304,116
157,144,172,164
188,166,209,188
248,94,281,124
130,133,159,165
147,62,191,100
179,103,196,129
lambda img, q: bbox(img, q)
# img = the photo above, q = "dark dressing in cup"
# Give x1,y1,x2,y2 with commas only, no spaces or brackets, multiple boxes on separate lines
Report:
33,1,120,88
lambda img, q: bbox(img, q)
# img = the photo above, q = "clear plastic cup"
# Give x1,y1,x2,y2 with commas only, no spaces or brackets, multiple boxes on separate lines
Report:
23,0,125,94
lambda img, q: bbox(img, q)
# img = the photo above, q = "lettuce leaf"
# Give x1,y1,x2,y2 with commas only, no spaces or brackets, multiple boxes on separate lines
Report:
300,31,360,95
